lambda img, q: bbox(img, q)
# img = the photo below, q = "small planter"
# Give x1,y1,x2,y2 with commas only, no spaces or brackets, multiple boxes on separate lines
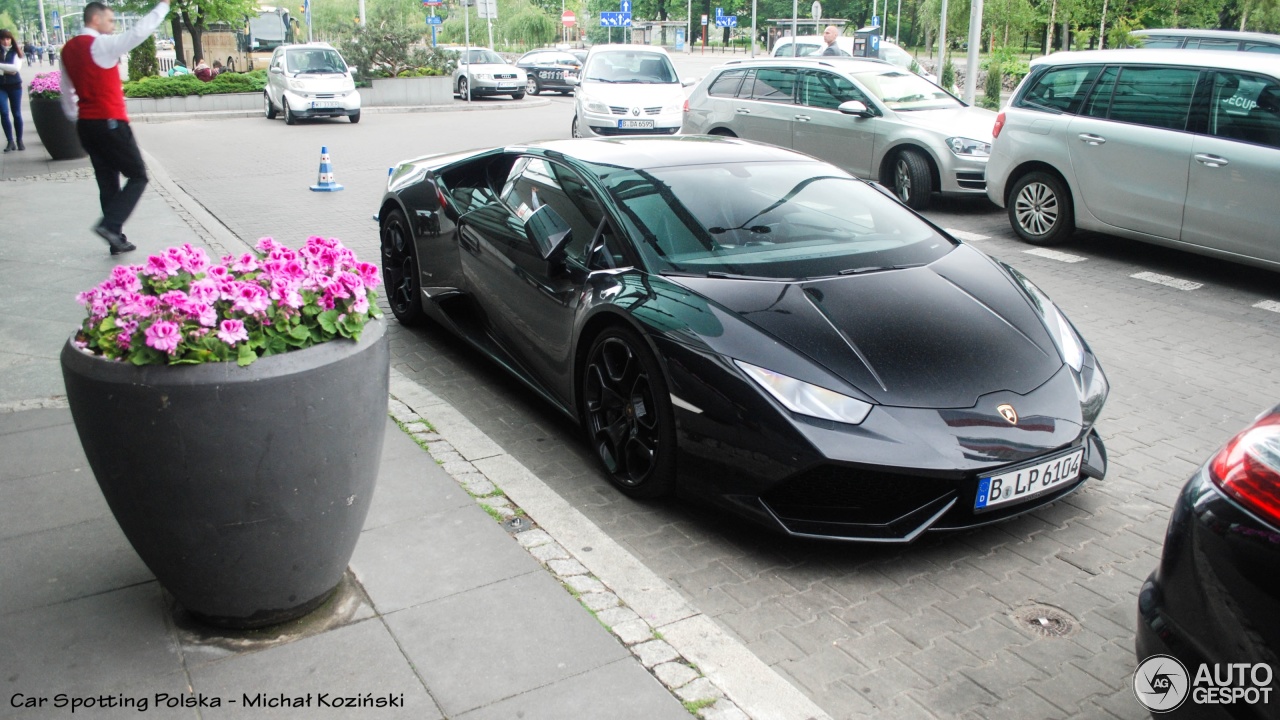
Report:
61,318,389,629
29,97,87,160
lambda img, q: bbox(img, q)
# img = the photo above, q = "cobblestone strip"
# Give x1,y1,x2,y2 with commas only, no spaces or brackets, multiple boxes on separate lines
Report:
0,396,69,413
386,370,826,720
0,167,95,183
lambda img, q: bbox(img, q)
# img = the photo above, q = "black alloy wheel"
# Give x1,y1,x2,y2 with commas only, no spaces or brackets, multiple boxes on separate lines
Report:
581,328,675,499
380,209,424,325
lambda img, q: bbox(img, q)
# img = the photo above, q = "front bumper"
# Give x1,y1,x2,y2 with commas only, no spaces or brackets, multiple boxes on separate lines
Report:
282,88,360,117
462,76,524,95
936,154,989,196
581,109,682,137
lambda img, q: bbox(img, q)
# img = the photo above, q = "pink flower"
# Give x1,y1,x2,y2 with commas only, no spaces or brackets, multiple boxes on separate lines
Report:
217,319,248,346
232,282,270,314
143,253,181,279
188,278,220,304
189,302,217,327
232,253,260,273
177,244,211,275
351,292,370,314
356,262,381,288
255,237,280,254
145,321,182,354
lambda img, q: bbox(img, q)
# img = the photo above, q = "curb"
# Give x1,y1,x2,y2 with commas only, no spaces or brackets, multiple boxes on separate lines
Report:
129,97,552,123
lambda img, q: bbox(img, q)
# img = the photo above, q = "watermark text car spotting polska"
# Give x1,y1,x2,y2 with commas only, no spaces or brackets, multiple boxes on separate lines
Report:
1134,655,1274,713
9,691,405,712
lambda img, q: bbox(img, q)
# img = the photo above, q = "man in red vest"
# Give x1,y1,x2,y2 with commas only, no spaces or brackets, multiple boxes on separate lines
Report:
60,0,170,255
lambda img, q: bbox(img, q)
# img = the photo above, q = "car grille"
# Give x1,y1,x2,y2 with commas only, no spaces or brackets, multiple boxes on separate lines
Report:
495,73,518,79
956,171,986,190
591,126,680,136
762,465,957,530
608,106,665,116
315,94,336,99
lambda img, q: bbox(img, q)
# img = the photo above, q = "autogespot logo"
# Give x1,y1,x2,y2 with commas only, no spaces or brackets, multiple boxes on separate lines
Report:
1134,654,1190,713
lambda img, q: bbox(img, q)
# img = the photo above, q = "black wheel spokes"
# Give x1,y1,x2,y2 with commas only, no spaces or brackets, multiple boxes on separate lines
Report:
383,222,415,312
585,339,661,487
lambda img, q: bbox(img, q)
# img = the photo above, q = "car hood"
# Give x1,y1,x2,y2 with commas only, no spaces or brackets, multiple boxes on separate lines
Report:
462,63,522,75
290,74,355,92
895,106,996,141
579,82,684,106
668,245,1064,409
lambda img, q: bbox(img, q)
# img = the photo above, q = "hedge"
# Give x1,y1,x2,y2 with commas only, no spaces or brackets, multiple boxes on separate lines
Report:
123,70,268,98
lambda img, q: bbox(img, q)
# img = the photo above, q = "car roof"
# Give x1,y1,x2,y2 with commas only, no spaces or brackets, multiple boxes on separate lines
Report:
512,136,823,174
1130,27,1280,43
283,42,338,50
1029,48,1280,75
718,56,893,70
586,44,672,57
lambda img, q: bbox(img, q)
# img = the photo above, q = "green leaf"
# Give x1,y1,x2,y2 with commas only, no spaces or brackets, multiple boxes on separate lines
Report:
237,343,257,366
289,324,311,341
318,310,340,333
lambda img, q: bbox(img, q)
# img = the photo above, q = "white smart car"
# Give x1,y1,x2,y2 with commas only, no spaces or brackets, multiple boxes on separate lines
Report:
264,42,361,124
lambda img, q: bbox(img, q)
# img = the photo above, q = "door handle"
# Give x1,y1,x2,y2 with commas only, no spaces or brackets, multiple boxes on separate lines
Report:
735,108,751,114
1077,133,1106,145
794,114,811,122
1194,153,1229,168
458,226,480,254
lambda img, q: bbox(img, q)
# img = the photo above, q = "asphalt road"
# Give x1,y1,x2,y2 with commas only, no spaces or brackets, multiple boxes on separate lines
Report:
136,98,1280,720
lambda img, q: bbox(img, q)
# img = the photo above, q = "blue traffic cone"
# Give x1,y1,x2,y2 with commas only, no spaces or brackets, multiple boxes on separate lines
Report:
310,146,344,192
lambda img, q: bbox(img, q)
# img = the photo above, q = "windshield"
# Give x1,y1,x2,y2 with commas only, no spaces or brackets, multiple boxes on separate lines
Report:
851,68,958,110
596,161,953,279
285,48,347,74
465,49,506,65
584,52,677,83
249,11,288,49
774,42,822,57
879,44,914,69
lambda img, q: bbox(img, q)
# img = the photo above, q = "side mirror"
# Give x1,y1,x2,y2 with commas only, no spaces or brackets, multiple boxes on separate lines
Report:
526,205,573,261
681,76,699,87
348,65,357,75
838,100,874,117
269,66,282,74
565,75,580,86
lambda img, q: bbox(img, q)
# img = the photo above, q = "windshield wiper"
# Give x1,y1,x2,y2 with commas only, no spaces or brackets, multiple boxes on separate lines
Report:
837,263,923,275
706,271,790,281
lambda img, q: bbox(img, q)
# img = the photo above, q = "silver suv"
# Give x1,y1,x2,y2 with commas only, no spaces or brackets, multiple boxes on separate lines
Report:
986,49,1280,271
683,57,996,209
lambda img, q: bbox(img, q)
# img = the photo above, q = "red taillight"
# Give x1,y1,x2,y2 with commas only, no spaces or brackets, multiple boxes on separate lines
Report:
683,99,689,113
1210,413,1280,526
992,111,1006,139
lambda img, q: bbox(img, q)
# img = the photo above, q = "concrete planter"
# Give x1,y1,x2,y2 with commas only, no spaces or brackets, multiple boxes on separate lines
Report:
60,319,390,629
362,75,453,107
126,92,261,116
29,98,87,160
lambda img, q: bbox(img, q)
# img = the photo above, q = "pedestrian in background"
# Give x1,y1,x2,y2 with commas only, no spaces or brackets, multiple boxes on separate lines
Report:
60,0,171,255
0,29,24,152
23,40,35,65
34,43,43,63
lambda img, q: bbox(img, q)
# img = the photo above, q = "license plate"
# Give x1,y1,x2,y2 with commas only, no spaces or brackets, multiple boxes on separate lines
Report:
974,448,1085,512
498,83,515,88
539,71,562,80
311,101,339,108
618,119,655,129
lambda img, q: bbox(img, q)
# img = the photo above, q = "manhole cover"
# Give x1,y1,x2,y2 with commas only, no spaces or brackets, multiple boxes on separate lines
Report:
502,516,535,534
1011,604,1079,638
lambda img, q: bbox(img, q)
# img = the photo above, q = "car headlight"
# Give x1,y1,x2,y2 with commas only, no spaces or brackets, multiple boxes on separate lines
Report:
473,73,493,81
662,103,682,114
287,79,305,91
582,96,610,114
1009,270,1086,372
735,361,873,425
946,136,991,157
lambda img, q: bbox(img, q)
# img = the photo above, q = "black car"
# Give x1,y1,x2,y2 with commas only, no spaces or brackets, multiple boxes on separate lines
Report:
1136,405,1280,716
515,49,581,95
376,136,1109,542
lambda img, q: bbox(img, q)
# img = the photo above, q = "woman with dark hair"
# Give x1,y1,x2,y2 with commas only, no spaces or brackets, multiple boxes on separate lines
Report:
0,29,25,152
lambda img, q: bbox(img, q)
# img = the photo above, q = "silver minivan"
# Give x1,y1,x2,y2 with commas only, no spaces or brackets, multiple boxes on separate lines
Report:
683,57,995,210
986,49,1280,271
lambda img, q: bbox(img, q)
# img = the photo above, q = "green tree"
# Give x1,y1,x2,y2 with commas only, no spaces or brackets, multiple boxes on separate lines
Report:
129,34,160,79
334,5,429,78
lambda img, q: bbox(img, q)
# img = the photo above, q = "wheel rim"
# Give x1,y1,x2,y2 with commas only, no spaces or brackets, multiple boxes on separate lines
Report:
264,94,270,116
381,218,416,315
894,157,912,203
572,117,581,138
284,101,291,121
526,77,537,94
460,79,469,100
583,338,661,487
1014,182,1059,237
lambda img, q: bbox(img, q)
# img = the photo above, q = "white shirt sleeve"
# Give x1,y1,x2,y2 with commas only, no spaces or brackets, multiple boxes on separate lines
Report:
59,56,79,120
0,59,20,73
92,1,171,69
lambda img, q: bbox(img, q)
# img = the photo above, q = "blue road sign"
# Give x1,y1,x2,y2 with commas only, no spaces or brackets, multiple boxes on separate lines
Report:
599,11,631,26
715,6,722,15
714,15,737,26
426,14,443,23
872,15,880,26
620,0,631,12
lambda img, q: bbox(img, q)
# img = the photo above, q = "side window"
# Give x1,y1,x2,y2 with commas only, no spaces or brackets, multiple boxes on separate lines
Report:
1186,38,1241,51
1207,71,1280,150
1244,42,1280,54
799,70,868,110
1082,66,1118,118
1107,66,1199,130
746,68,798,102
500,157,603,262
707,69,748,97
1135,36,1182,49
1018,65,1102,114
